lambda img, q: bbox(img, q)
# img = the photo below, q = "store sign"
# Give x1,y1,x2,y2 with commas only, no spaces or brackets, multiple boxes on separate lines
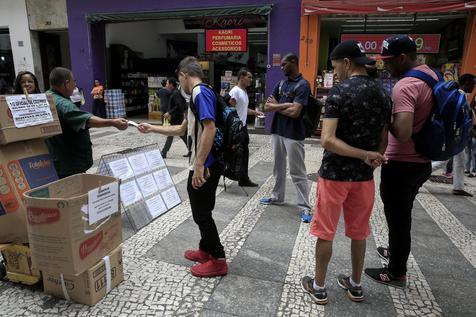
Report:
205,29,247,52
340,34,441,54
184,15,267,29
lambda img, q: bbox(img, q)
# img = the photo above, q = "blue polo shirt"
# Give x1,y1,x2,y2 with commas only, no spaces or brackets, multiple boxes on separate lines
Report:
270,74,310,141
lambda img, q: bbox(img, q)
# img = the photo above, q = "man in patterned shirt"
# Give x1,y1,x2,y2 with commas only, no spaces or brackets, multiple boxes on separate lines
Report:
301,41,391,305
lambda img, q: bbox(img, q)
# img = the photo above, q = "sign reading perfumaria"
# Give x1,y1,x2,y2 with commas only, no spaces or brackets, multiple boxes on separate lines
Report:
205,29,247,52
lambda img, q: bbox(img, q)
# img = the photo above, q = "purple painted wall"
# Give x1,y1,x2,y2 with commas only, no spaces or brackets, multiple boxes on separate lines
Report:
66,0,301,130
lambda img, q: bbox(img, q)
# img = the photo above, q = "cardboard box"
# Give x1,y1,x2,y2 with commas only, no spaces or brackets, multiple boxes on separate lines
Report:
0,94,62,145
23,174,122,275
0,139,58,243
43,246,123,306
0,244,40,277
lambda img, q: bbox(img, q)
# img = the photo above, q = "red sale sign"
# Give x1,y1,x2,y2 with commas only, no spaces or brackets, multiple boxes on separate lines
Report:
205,29,247,52
340,34,441,54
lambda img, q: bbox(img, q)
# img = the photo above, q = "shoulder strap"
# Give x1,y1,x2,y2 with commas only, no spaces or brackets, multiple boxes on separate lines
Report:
278,80,285,95
404,70,439,88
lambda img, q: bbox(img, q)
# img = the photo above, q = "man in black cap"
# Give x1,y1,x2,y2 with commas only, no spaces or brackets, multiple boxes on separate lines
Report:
365,35,437,288
301,40,391,305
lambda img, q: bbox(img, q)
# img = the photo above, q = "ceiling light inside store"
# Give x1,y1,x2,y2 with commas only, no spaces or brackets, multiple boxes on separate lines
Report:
0,56,5,61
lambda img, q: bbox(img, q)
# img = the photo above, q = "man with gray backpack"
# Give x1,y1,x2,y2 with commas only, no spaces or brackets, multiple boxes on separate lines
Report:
365,35,472,288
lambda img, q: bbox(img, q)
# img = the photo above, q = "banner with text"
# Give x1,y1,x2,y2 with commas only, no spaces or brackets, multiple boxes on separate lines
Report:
206,29,247,52
340,34,441,54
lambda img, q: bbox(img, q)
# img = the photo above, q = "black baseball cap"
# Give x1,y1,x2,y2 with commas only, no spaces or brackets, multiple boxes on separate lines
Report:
330,40,376,66
376,35,417,59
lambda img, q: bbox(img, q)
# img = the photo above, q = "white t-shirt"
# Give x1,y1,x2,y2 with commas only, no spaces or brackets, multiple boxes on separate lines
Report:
228,86,249,124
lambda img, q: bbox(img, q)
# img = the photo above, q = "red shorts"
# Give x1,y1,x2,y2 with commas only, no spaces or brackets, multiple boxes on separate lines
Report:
310,178,375,241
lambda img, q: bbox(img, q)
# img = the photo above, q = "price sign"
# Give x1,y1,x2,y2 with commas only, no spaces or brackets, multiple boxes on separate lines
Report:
341,34,441,54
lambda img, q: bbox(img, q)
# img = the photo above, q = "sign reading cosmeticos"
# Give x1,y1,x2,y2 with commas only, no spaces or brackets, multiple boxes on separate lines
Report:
205,29,247,52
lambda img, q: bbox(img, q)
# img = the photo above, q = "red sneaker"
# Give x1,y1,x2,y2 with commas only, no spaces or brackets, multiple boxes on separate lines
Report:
190,259,228,277
184,249,212,263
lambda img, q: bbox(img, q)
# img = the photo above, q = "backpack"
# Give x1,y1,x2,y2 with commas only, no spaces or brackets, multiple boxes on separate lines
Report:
278,79,322,138
405,69,473,161
190,84,247,182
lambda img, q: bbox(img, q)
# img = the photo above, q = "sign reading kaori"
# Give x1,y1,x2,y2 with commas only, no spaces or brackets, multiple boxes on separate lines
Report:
340,34,441,54
205,29,247,52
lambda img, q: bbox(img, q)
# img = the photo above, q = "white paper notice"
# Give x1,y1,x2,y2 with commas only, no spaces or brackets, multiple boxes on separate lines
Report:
87,182,119,225
108,158,134,180
127,153,150,176
153,168,173,191
5,93,53,128
161,187,181,209
145,194,167,218
136,174,158,197
128,120,139,127
145,149,165,169
119,180,142,207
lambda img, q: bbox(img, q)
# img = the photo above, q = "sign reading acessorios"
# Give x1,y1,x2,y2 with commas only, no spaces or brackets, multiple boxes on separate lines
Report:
341,34,441,54
205,29,247,52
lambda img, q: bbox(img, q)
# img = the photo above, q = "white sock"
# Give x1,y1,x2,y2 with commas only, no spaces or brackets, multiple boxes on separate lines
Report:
313,280,325,290
349,277,361,287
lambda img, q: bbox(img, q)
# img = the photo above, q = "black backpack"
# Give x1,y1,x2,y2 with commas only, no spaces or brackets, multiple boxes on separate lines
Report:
190,84,247,182
278,79,322,138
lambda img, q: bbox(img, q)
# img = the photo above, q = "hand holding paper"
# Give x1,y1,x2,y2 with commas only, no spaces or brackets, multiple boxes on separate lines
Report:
137,123,155,134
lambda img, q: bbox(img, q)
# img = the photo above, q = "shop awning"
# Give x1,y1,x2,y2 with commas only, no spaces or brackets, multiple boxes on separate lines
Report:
302,0,476,15
86,5,273,23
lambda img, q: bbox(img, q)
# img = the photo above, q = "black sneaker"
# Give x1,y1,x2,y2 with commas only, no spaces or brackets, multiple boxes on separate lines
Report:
238,179,259,187
364,267,407,289
377,247,390,264
301,276,328,305
337,275,364,302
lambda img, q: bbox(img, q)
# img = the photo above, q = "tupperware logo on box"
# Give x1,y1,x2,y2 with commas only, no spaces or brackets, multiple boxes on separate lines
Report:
79,231,103,260
18,154,57,188
27,207,60,224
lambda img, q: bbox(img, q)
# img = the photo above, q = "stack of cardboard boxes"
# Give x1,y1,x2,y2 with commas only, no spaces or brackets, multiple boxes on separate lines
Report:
0,93,124,306
24,173,124,306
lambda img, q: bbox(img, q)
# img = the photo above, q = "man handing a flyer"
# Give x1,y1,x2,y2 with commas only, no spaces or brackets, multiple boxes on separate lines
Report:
138,56,228,278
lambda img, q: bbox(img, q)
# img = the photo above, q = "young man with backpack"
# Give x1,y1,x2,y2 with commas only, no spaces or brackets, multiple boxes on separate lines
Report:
260,53,313,223
228,68,264,187
138,56,227,278
365,35,445,288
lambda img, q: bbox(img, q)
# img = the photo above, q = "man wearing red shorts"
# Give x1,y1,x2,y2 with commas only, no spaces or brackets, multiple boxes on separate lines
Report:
301,40,391,305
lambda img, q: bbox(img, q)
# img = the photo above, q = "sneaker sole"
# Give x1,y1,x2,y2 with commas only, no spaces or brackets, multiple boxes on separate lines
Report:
184,254,210,263
190,269,228,278
337,280,364,302
259,201,285,206
364,271,406,289
301,282,328,305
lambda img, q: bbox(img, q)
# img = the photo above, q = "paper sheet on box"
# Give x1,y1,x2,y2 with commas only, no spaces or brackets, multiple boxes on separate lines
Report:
5,94,54,128
146,194,167,218
161,187,181,209
127,153,150,176
153,168,173,191
136,174,158,197
145,149,165,169
119,180,142,206
108,158,134,180
87,182,119,225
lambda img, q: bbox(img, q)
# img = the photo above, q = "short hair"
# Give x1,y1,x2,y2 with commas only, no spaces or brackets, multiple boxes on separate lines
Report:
167,77,178,87
459,73,475,85
14,71,40,94
161,79,167,87
238,68,251,79
177,56,204,79
49,67,72,87
283,53,299,65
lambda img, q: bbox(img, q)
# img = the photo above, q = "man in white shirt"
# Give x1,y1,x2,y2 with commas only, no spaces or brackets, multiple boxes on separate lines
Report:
228,69,264,187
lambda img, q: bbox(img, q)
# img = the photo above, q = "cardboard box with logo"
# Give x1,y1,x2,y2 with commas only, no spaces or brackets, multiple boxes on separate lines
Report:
0,139,58,243
0,94,62,145
43,246,124,306
23,174,122,275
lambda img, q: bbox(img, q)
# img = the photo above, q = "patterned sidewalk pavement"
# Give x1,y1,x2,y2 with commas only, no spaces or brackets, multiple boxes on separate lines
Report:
0,127,475,317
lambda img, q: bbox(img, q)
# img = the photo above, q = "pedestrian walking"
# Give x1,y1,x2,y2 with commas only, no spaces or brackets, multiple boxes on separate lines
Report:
91,79,106,118
228,68,264,187
459,73,476,176
259,53,313,223
157,78,171,123
301,41,391,305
